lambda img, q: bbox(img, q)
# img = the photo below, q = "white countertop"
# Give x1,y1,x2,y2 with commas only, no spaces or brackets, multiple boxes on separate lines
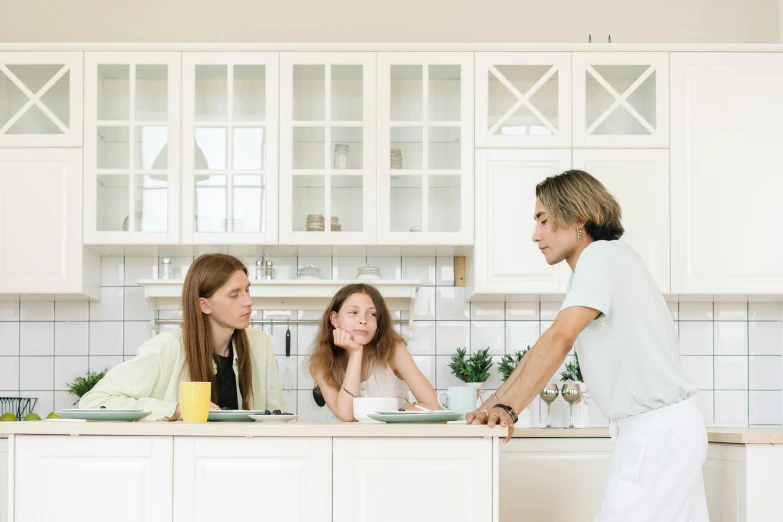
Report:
512,427,783,444
0,420,508,438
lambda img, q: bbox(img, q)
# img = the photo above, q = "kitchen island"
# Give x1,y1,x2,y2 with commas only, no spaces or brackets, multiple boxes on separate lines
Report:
1,422,506,522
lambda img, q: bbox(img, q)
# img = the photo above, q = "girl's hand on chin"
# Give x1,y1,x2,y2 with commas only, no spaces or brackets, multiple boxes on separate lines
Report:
333,328,364,354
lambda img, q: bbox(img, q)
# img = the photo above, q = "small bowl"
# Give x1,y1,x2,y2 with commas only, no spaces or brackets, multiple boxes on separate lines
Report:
353,397,402,422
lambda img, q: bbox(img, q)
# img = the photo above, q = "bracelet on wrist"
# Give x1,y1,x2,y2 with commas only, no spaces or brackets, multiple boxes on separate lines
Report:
493,403,518,424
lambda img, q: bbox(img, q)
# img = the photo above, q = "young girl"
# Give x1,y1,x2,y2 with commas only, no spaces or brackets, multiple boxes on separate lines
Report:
308,283,439,422
80,253,285,419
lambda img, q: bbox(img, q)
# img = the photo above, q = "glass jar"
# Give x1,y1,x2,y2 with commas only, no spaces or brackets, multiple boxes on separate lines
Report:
334,144,349,169
160,257,171,279
356,263,382,280
297,264,322,280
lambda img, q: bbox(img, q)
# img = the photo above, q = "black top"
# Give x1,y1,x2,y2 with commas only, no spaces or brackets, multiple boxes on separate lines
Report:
215,344,239,410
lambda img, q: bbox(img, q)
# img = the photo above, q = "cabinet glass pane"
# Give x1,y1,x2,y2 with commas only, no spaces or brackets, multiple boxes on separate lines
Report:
97,175,129,231
390,127,422,170
233,175,265,233
429,64,460,121
195,175,226,232
97,126,129,169
195,65,227,121
331,175,362,232
332,127,362,169
135,126,168,170
234,64,265,121
331,64,362,121
390,175,422,232
489,65,558,136
134,175,167,232
292,175,325,232
428,126,460,169
293,127,325,169
233,127,265,170
293,64,325,121
195,127,226,170
136,65,168,121
391,65,422,121
1,65,70,134
97,65,129,121
428,175,461,233
586,65,655,136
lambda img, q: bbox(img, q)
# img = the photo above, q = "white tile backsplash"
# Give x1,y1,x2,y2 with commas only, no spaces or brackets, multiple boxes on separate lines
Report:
20,322,54,356
2,253,782,427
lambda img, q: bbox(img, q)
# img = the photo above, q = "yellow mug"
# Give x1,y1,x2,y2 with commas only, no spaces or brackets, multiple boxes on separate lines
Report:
179,381,211,423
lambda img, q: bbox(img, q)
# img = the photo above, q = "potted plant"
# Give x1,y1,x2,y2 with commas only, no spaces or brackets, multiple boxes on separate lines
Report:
66,369,108,405
498,346,533,427
449,347,493,406
559,352,590,428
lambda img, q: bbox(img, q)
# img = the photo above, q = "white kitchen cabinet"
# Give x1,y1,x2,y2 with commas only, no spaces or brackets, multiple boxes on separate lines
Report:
0,149,99,298
500,438,613,522
573,149,670,293
279,52,376,245
173,437,331,522
14,436,172,522
377,52,474,245
671,53,783,294
0,52,83,147
181,52,279,244
472,149,571,295
572,52,668,148
83,52,181,244
1,438,7,522
333,438,494,522
475,52,571,148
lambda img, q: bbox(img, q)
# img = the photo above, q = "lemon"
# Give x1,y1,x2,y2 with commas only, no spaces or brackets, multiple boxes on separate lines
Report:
23,413,41,421
0,413,18,422
46,412,62,420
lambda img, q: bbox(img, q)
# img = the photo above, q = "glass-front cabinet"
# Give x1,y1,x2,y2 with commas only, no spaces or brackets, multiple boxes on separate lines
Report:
0,51,83,147
572,52,669,148
475,52,571,148
279,52,376,245
181,52,278,244
83,52,181,244
377,53,473,245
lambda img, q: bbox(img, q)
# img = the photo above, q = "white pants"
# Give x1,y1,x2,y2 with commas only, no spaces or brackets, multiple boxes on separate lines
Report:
595,398,709,522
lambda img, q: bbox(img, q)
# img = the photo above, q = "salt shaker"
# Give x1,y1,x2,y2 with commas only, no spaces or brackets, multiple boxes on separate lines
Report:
264,260,274,280
160,257,171,279
255,260,263,280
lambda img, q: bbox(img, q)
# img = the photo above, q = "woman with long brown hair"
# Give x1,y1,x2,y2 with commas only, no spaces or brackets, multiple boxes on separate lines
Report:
81,253,285,418
308,283,439,422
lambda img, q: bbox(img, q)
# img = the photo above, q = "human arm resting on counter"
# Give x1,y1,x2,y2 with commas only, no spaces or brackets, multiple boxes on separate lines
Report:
467,306,599,441
389,341,440,411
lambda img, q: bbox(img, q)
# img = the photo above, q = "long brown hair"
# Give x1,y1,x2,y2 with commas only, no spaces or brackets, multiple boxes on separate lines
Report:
536,169,624,241
307,283,403,389
182,253,254,409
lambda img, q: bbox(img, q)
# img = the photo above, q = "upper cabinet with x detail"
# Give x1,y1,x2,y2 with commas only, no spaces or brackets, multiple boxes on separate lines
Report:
572,52,669,148
475,53,572,148
0,52,83,147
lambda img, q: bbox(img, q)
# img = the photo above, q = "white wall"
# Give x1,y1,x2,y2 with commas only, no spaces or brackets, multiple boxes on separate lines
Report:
0,0,779,44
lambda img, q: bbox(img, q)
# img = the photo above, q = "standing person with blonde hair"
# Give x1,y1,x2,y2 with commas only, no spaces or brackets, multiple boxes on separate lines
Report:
308,283,440,421
467,170,707,521
81,253,285,419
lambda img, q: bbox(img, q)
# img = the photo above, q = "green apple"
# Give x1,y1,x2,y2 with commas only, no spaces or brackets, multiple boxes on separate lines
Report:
0,413,18,422
23,413,41,421
46,411,62,420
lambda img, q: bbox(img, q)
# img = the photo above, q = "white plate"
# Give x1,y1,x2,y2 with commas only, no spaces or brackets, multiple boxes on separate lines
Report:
207,410,267,422
249,414,298,423
375,410,454,414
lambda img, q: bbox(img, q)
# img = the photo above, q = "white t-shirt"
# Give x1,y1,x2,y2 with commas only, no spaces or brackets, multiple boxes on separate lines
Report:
560,240,696,420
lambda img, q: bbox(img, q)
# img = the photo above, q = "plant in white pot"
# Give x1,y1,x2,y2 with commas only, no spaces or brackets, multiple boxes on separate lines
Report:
498,347,533,427
559,352,591,428
448,347,493,407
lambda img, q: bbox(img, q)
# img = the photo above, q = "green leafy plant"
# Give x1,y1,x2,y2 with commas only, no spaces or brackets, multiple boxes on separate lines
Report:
560,352,583,382
498,346,530,382
449,347,493,383
66,369,108,405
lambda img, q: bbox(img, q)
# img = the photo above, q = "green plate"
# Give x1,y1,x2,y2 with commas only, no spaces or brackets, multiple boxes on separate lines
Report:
367,411,464,423
207,410,267,422
56,409,152,422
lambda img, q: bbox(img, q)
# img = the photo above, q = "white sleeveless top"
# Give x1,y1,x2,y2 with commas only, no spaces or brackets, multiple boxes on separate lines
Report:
326,365,409,421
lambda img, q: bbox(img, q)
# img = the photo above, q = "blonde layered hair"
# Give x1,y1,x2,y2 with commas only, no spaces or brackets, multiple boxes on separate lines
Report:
535,169,624,241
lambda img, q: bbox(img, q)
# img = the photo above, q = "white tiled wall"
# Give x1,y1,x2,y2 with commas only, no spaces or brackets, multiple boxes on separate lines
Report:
1,253,782,428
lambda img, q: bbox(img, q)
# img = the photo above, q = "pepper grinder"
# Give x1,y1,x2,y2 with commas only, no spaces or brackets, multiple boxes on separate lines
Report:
264,260,274,280
255,260,263,280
